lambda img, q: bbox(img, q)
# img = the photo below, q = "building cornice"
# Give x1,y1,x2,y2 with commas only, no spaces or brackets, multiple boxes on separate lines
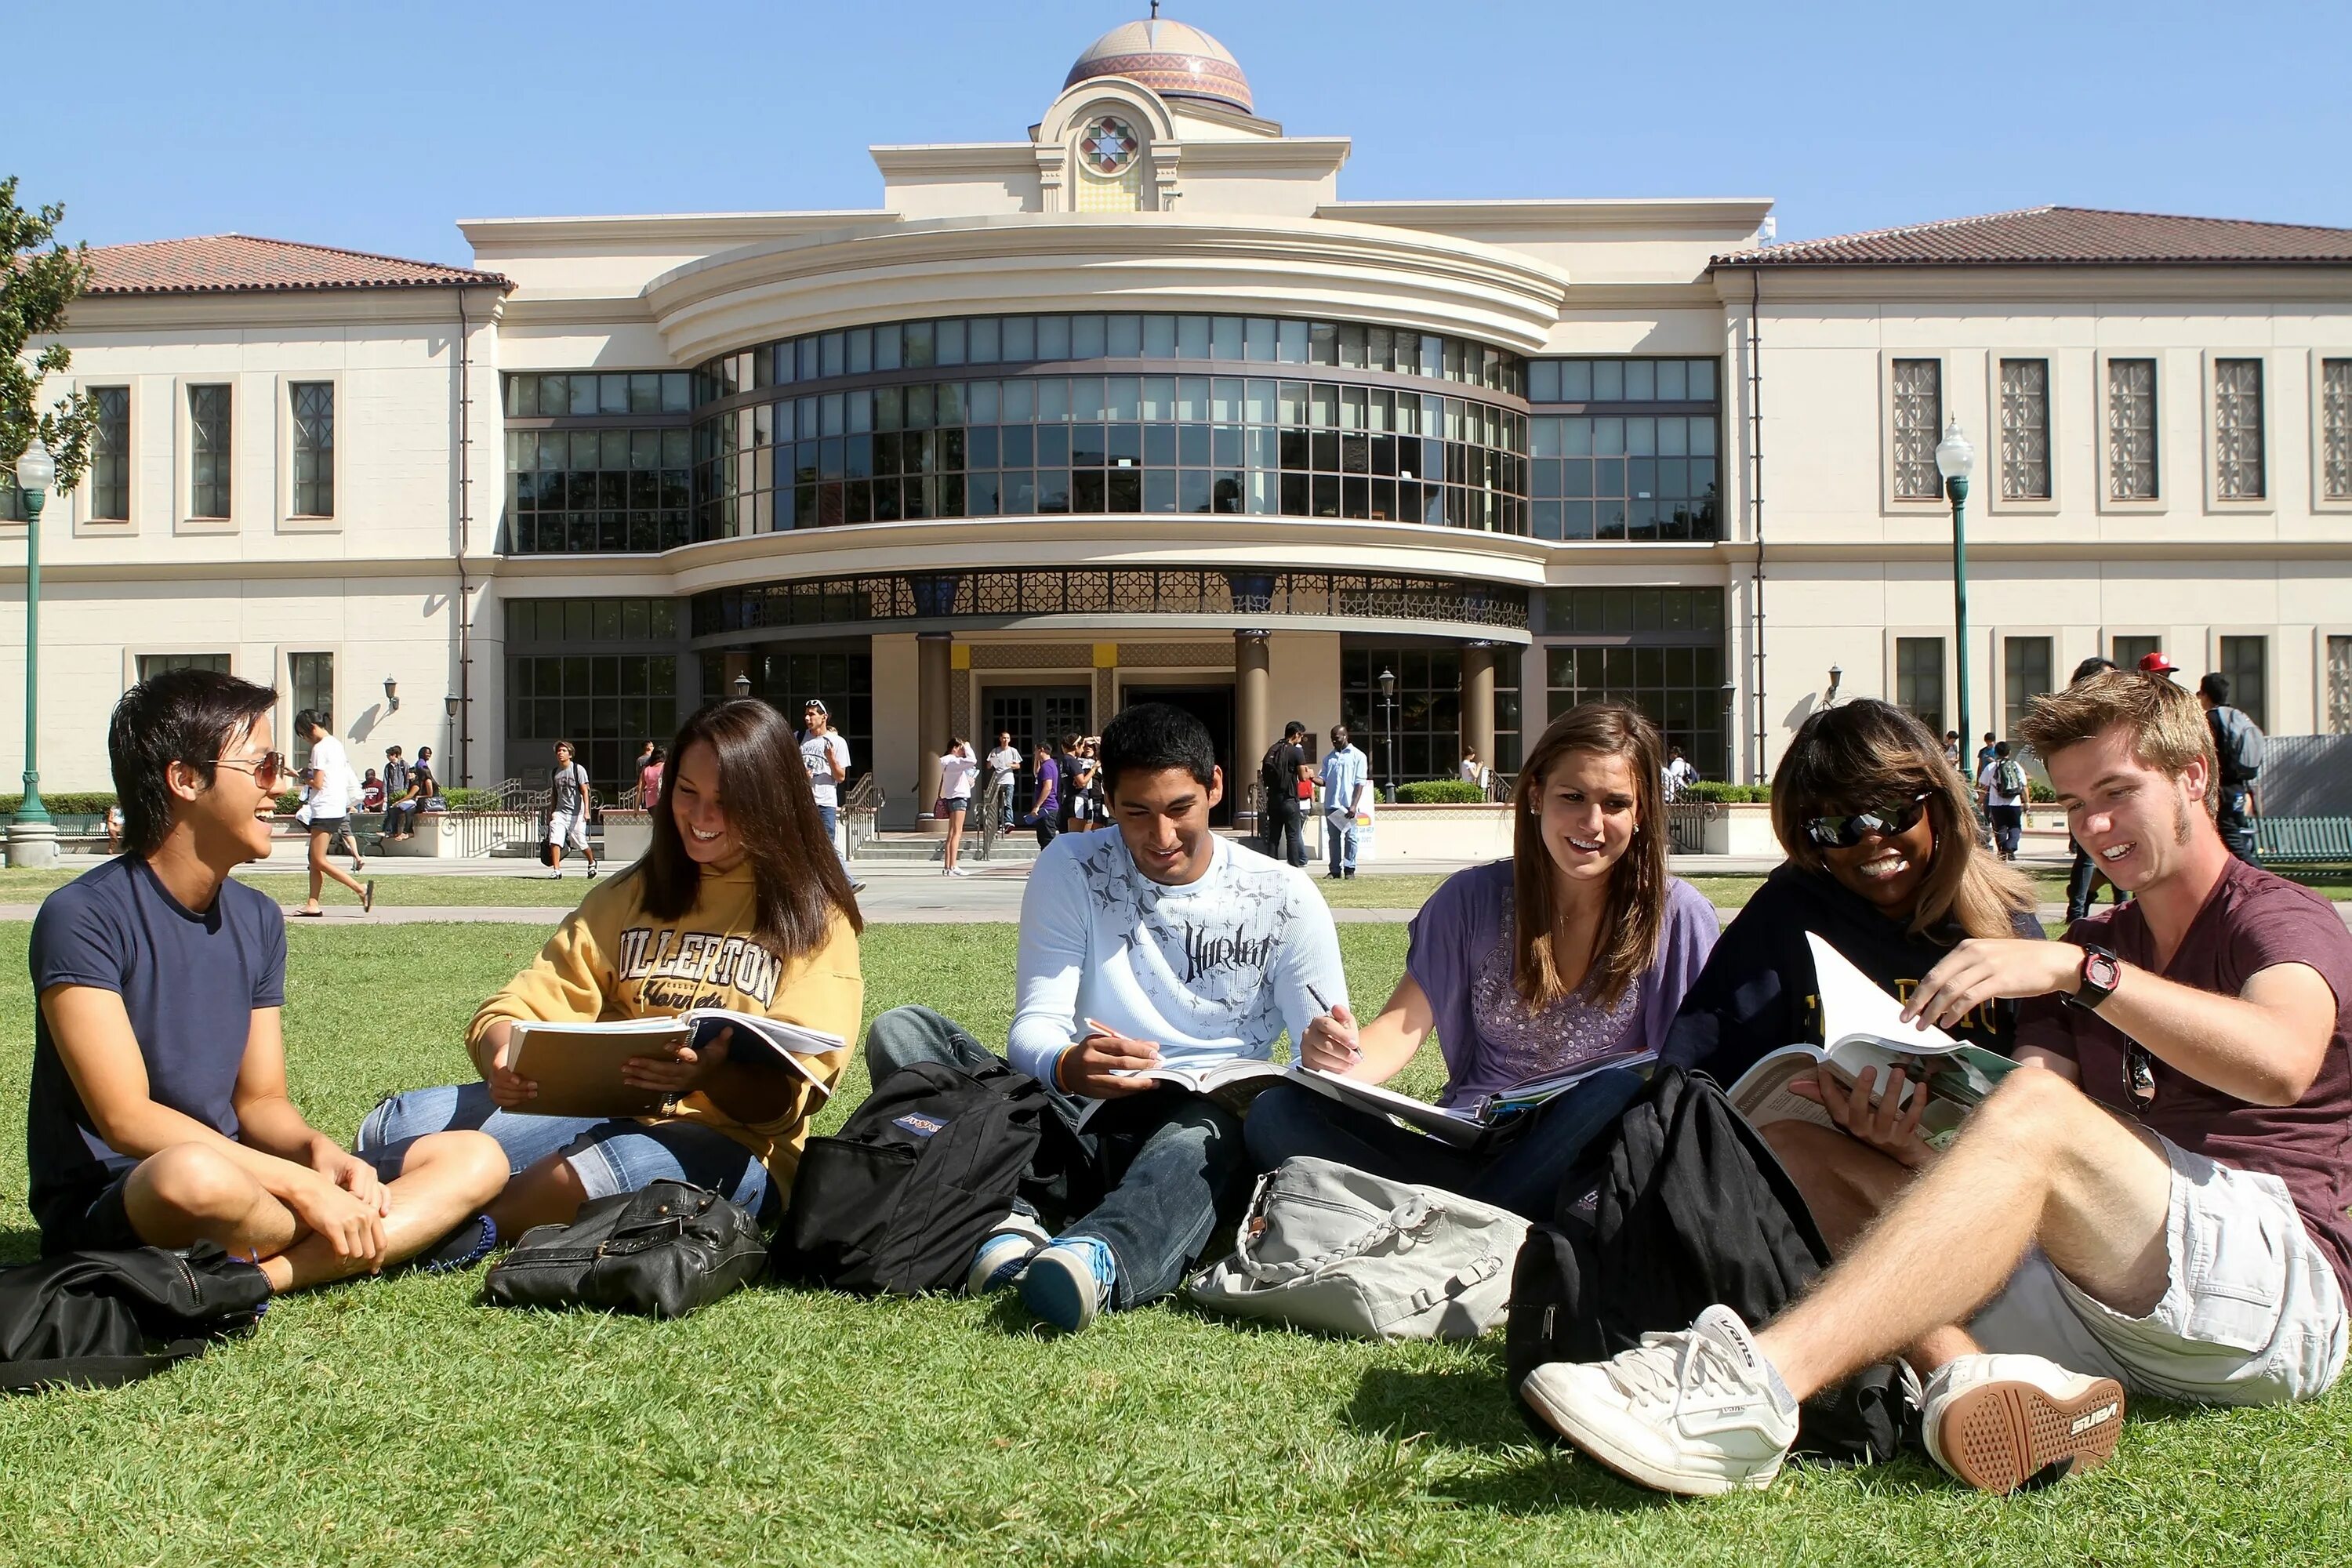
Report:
1715,263,2352,306
458,210,897,252
642,212,1573,363
1324,197,1774,234
60,282,507,335
869,143,1041,176
0,555,499,585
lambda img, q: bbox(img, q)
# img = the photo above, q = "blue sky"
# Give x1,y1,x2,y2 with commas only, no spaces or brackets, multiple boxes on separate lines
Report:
13,0,2347,266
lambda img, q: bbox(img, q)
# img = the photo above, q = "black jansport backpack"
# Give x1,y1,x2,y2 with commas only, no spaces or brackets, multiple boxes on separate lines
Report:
772,1058,1091,1296
483,1180,768,1320
0,1242,270,1392
1504,1066,1910,1465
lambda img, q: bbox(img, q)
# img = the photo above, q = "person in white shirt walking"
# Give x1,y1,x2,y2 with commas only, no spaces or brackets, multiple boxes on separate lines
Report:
292,710,371,916
1662,743,1697,803
543,741,597,880
982,730,1022,855
937,737,978,877
800,700,861,892
860,702,1348,1331
1978,740,2027,862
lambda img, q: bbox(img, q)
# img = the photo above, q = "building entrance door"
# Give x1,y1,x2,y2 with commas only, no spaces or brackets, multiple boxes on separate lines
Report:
985,684,1091,813
1123,684,1236,826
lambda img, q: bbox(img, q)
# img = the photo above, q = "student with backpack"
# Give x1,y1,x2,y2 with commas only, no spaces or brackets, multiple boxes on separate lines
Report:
2199,672,2266,866
355,699,863,1238
29,670,506,1289
1977,741,2028,862
1258,721,1312,867
858,702,1347,1331
1244,702,1718,1219
543,739,598,880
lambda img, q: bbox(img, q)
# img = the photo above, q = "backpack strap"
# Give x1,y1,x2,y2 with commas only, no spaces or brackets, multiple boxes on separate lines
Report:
1232,1186,1439,1283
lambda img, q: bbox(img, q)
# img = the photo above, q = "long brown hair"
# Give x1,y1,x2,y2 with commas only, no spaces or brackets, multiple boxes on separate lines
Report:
1509,702,1670,1012
1771,699,2032,939
633,698,863,957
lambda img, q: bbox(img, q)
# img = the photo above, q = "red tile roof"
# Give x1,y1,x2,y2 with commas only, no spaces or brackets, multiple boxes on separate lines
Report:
82,234,510,296
1713,206,2352,269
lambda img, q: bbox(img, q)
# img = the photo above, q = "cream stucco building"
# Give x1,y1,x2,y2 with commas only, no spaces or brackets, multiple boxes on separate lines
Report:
12,14,2352,826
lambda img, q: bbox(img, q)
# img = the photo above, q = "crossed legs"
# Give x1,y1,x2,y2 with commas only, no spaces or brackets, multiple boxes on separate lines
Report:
1754,1066,2172,1403
119,1131,507,1294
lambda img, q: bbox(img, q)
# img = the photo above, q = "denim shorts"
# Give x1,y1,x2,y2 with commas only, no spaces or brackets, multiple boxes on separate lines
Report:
1970,1133,2348,1404
356,1081,774,1221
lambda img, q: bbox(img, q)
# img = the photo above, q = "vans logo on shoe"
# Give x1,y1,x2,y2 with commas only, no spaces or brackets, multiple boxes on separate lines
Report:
892,1112,949,1138
2069,1403,2118,1436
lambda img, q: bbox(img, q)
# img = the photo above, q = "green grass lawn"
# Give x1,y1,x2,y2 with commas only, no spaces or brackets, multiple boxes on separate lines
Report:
0,868,591,908
0,922,2345,1566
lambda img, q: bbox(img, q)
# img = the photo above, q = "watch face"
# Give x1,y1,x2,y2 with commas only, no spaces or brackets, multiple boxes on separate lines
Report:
2085,951,2122,990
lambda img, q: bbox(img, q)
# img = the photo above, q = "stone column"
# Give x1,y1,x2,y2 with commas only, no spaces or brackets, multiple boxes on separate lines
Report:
916,633,951,826
1234,629,1270,834
1464,642,1497,787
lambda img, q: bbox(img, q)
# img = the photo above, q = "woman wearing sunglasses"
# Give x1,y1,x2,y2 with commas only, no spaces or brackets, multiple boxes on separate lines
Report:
1663,699,2040,1084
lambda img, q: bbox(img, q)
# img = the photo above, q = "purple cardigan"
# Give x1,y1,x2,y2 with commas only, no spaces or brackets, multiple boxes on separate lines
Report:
1405,860,1719,1107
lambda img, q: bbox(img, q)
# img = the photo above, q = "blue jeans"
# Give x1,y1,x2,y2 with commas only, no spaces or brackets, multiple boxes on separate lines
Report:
816,803,847,870
1988,804,2024,857
1327,819,1359,875
356,1081,775,1221
864,1005,1249,1312
1241,1068,1647,1221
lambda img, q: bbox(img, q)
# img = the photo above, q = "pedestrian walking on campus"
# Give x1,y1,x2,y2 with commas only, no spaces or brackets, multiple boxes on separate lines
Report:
799,699,859,889
1320,724,1370,879
938,736,978,877
292,709,372,916
1661,742,1697,802
2199,672,2267,866
1260,720,1312,866
985,730,1021,843
544,739,598,880
1025,739,1062,848
1942,730,1963,769
638,744,666,809
1978,740,2027,862
2060,656,2128,921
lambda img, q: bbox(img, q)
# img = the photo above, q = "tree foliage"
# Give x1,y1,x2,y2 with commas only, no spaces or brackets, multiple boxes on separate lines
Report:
2,176,96,495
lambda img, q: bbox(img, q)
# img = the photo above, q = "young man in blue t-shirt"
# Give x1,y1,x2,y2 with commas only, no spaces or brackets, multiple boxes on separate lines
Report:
28,669,506,1290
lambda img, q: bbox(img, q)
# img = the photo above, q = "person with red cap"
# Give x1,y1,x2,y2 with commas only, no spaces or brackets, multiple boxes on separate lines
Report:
2138,651,2180,680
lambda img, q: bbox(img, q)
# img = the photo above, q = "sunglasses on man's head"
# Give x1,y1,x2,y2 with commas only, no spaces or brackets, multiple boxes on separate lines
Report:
1804,791,1932,849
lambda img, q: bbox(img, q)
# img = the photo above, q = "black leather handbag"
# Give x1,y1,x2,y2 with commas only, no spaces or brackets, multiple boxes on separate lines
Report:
482,1180,767,1320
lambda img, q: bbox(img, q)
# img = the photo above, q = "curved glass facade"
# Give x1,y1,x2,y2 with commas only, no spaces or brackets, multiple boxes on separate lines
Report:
691,312,1530,541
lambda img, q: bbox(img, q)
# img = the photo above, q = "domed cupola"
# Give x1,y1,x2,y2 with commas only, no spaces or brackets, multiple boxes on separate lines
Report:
1063,11,1253,116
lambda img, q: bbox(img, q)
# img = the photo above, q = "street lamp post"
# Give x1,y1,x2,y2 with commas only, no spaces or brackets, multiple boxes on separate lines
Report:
1375,666,1398,803
1934,418,1977,757
7,441,56,869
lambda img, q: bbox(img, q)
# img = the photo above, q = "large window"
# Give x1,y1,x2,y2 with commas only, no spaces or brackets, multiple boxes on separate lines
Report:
291,383,334,517
2212,358,2265,501
1493,644,1523,777
136,653,231,681
2002,637,2053,741
506,427,693,554
2328,635,2352,735
1527,358,1720,542
188,383,231,519
2324,359,2352,503
2107,358,2158,500
2111,633,2162,670
504,597,684,797
288,652,333,769
2219,636,2267,731
1540,587,1728,779
1894,637,1945,734
1341,647,1461,789
1890,360,1943,500
1998,359,2050,501
89,387,130,521
505,372,693,418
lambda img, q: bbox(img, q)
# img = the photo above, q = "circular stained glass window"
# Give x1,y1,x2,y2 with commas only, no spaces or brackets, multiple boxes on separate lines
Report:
1080,115,1140,176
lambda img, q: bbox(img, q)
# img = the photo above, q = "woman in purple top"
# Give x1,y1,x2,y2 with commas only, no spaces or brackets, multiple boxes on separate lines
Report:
1246,702,1718,1218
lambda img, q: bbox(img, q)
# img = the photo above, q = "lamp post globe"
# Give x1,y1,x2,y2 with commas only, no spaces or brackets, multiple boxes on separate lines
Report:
1934,417,1976,762
7,439,57,866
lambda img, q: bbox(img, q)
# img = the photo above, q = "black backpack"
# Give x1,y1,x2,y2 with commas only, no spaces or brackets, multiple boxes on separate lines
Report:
0,1242,270,1392
772,1058,1091,1296
1504,1067,1909,1465
483,1180,768,1320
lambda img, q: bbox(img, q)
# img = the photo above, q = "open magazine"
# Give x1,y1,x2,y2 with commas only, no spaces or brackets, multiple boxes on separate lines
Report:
1727,933,2017,1149
507,1007,846,1119
1096,1050,1653,1147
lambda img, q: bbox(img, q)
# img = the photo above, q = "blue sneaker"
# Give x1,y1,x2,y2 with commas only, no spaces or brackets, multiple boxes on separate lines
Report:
966,1212,1053,1295
1019,1237,1116,1332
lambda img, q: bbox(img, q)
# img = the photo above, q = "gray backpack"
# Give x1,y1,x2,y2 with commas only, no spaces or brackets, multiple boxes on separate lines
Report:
2209,706,2264,786
1187,1157,1527,1341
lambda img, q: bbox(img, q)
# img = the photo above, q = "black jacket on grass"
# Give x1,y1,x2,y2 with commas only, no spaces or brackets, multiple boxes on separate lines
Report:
1661,864,2044,1085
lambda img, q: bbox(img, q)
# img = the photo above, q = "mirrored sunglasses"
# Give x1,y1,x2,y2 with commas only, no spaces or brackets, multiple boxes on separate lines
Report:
1804,791,1932,849
216,750,291,790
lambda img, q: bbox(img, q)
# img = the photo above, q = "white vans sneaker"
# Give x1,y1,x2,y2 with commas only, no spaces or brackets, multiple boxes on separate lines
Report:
1519,1305,1799,1497
1921,1354,2124,1494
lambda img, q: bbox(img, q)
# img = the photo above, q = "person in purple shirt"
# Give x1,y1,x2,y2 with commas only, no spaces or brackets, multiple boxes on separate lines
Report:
1022,740,1062,848
1244,702,1717,1218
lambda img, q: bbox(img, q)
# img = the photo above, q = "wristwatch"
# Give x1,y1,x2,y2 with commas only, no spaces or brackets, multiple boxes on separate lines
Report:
2067,944,2122,1011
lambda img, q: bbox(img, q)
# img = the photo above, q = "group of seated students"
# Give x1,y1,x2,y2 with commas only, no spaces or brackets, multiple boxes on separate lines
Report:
27,666,2348,1501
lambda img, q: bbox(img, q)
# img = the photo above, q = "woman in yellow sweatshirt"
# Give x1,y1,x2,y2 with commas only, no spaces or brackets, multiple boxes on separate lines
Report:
355,699,863,1236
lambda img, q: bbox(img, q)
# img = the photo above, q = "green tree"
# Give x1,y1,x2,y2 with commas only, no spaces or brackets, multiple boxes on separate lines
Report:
2,176,96,495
